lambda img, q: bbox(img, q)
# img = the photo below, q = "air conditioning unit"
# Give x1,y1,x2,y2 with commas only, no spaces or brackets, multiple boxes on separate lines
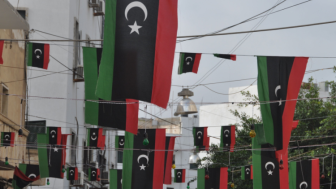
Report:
101,171,109,185
72,171,84,186
94,0,105,16
73,65,84,82
90,161,98,168
88,0,99,7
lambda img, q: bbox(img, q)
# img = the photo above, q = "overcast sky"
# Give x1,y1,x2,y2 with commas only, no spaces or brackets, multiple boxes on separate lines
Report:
139,0,336,119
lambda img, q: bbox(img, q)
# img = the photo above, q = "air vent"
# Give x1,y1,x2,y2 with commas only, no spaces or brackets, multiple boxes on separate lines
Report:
88,0,99,7
72,171,84,186
73,65,84,82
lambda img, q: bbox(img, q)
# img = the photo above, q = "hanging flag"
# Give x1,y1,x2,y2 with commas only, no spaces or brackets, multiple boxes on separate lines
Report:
174,169,185,183
110,169,122,189
86,128,105,150
220,125,235,152
252,124,280,189
289,159,319,189
213,54,236,61
0,40,4,64
257,56,308,150
122,129,166,189
88,168,100,181
178,53,202,75
83,47,139,134
67,167,78,181
47,127,62,145
1,132,15,147
115,135,125,149
163,136,176,184
27,42,50,69
241,165,253,180
37,134,69,179
193,127,209,150
12,164,40,189
197,167,228,189
95,0,178,109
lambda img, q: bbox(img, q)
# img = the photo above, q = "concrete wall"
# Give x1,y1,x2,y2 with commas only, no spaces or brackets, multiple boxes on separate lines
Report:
0,29,28,186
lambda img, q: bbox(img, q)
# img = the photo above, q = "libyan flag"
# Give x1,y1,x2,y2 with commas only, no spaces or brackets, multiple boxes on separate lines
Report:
115,135,125,149
220,125,235,152
174,169,185,183
0,40,3,64
197,167,228,189
110,169,122,189
257,56,308,151
12,164,40,189
122,129,166,189
87,128,106,150
252,124,280,189
88,168,100,181
37,134,69,178
163,136,176,184
193,127,209,151
27,42,50,69
83,47,139,134
213,54,236,61
67,167,78,181
178,53,202,74
95,0,178,109
1,132,15,147
47,127,62,145
241,165,253,180
289,159,319,189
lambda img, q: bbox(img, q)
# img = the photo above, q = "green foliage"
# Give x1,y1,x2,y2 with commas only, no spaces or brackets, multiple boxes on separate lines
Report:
197,75,336,189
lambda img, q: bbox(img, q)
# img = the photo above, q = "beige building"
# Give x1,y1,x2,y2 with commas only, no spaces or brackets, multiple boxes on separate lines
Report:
0,0,30,188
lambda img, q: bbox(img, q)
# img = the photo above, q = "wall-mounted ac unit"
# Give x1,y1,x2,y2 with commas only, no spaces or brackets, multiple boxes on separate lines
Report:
72,171,84,186
90,161,98,168
94,0,105,16
73,65,84,82
88,0,99,7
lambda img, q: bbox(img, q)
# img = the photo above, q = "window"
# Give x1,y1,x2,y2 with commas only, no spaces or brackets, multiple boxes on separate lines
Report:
17,10,26,20
117,151,123,163
190,163,198,170
71,132,77,164
25,121,46,149
74,21,81,66
2,84,8,116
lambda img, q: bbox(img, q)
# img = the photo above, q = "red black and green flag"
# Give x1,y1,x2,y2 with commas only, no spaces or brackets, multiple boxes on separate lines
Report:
47,127,62,145
178,53,202,74
163,136,176,184
27,42,50,69
95,0,178,109
83,47,139,134
193,127,209,151
110,169,123,189
0,40,4,64
197,167,228,189
88,168,100,181
220,126,235,152
122,129,166,189
252,124,280,189
241,165,253,180
257,56,308,151
174,169,185,183
37,134,69,178
214,54,236,61
86,128,105,150
67,167,78,180
1,132,15,147
289,159,319,189
12,164,40,189
115,135,125,149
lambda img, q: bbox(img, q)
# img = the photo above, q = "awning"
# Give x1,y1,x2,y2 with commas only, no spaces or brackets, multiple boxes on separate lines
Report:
0,0,29,30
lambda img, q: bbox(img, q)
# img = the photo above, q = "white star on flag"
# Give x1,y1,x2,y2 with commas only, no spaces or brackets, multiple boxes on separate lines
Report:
53,147,58,152
139,164,146,170
267,170,273,175
129,21,142,34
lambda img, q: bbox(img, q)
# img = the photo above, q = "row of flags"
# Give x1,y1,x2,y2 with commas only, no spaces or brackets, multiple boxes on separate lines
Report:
197,167,229,189
178,53,236,75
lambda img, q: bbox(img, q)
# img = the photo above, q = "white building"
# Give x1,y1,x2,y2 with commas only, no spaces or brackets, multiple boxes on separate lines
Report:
7,0,109,188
